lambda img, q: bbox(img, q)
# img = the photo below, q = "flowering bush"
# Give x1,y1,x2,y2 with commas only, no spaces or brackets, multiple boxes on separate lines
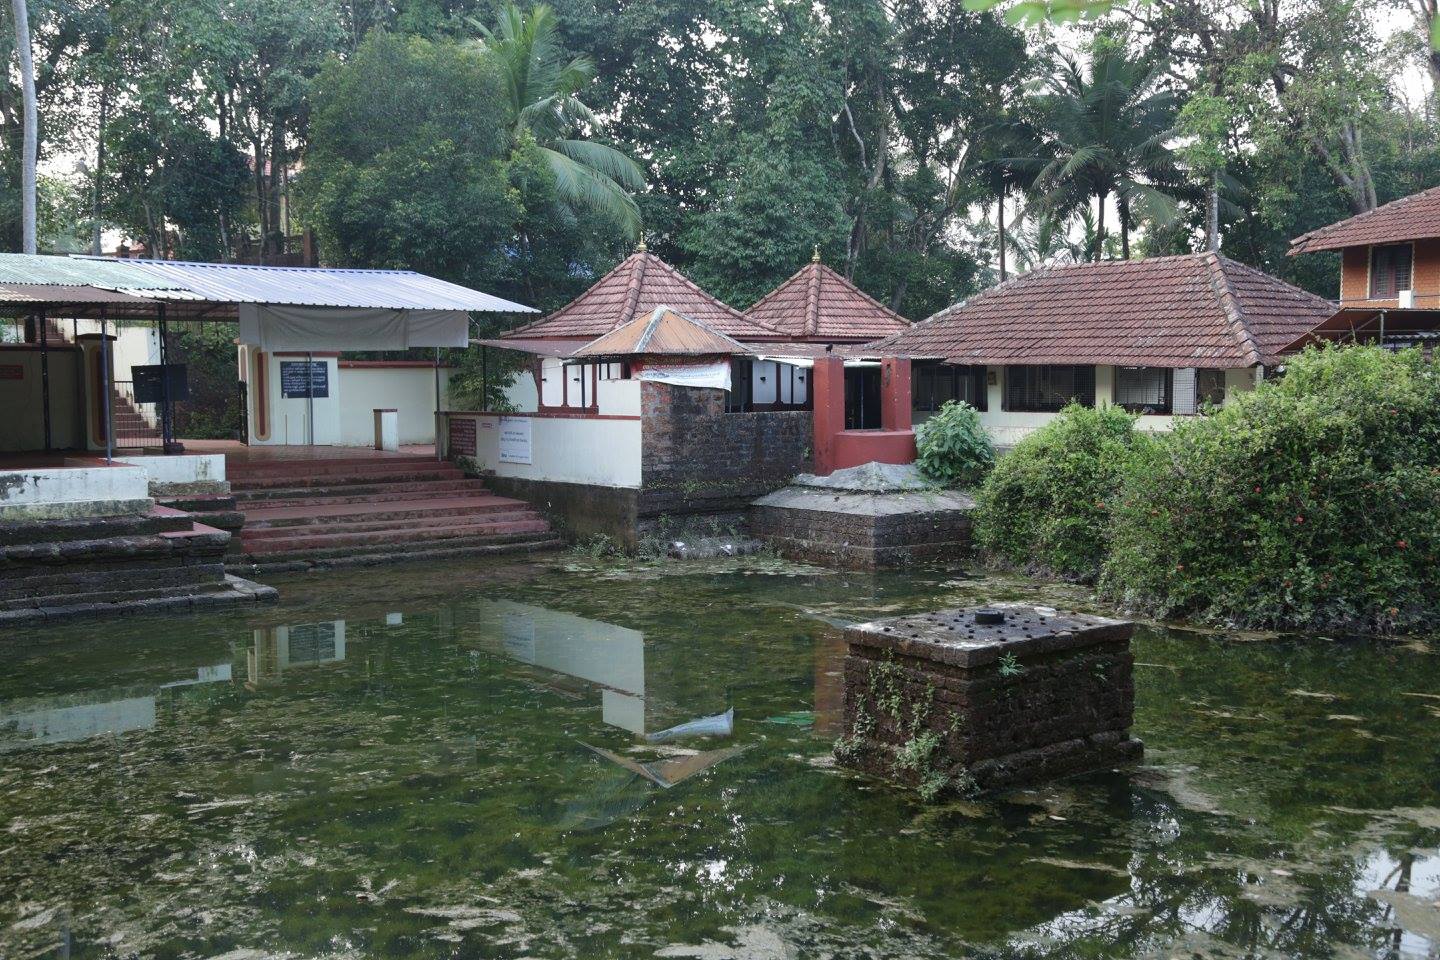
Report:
1101,346,1440,633
975,403,1146,580
915,401,995,487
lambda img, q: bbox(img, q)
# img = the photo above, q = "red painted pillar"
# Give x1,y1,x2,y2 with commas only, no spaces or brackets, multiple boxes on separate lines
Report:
811,355,845,475
881,357,912,432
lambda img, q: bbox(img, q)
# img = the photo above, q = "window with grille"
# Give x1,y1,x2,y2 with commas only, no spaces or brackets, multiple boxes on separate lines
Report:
911,363,988,412
1003,365,1095,412
1113,367,1173,414
1371,244,1414,299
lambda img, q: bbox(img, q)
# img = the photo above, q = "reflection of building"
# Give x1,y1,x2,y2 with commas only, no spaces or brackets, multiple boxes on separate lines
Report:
247,621,347,686
469,599,725,738
0,663,231,752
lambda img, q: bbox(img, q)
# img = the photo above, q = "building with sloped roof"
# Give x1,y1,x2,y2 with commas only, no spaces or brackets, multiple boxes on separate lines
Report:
1288,184,1440,350
870,252,1335,447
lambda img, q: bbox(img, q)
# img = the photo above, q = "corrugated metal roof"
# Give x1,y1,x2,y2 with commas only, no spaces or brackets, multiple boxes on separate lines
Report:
0,253,184,289
0,283,157,305
71,257,538,313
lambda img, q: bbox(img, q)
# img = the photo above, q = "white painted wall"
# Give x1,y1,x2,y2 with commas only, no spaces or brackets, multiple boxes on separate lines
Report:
336,366,451,446
446,411,642,488
0,463,151,519
116,453,227,492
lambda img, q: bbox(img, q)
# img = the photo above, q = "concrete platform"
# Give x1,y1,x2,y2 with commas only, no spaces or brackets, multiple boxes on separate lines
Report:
750,463,974,568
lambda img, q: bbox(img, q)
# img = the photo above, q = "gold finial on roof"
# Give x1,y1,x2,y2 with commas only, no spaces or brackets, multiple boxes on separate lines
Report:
812,244,821,263
636,232,648,253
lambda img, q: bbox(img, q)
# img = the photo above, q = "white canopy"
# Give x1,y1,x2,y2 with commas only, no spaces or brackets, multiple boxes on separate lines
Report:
237,303,470,351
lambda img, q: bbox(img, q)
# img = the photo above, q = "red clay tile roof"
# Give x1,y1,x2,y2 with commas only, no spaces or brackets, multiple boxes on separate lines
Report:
1290,185,1440,255
503,250,779,340
746,260,911,340
572,306,753,358
869,253,1335,368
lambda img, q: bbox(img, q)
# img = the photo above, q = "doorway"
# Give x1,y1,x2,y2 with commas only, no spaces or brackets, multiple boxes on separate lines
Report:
844,365,882,430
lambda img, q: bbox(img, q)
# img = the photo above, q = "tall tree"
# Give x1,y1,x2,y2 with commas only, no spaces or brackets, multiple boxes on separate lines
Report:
1023,38,1183,259
9,0,36,252
475,2,645,238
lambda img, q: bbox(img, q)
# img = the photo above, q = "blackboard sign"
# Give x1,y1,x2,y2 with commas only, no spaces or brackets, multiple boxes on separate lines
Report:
449,417,477,457
132,364,190,403
280,360,329,399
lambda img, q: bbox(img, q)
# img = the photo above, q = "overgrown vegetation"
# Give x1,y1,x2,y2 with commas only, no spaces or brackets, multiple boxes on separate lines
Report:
916,401,995,487
1102,347,1440,634
833,652,977,803
975,403,1147,580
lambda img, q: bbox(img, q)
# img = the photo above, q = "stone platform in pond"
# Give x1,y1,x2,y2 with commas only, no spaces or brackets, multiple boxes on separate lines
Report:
749,463,973,568
838,603,1141,794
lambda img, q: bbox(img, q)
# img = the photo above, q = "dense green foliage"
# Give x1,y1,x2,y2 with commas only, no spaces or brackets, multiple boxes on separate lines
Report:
915,401,994,487
975,403,1146,580
1102,347,1440,633
6,0,1440,316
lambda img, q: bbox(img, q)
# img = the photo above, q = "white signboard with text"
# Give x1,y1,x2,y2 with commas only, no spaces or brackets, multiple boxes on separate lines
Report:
498,416,533,465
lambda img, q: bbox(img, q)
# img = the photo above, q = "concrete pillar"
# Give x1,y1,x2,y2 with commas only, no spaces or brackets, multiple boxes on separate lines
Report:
811,355,845,476
880,357,911,432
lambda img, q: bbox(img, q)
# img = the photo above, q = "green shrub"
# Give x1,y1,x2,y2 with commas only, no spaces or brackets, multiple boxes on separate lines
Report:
1101,346,1440,633
975,403,1146,580
916,401,995,487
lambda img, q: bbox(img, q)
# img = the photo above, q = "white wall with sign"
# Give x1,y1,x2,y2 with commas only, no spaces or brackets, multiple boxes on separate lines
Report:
245,351,453,447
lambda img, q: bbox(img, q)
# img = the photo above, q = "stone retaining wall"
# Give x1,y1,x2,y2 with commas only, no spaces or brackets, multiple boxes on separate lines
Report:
838,604,1141,794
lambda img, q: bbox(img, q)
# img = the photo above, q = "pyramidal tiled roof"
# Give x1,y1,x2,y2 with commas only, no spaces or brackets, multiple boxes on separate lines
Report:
746,259,911,341
572,306,753,358
869,253,1336,368
503,249,779,341
1290,184,1440,255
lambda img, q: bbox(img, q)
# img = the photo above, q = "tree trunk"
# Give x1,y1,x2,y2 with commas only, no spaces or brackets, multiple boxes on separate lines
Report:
253,138,268,252
92,81,109,256
1119,194,1131,260
997,197,1007,281
11,0,37,254
1095,192,1107,262
1207,173,1220,252
267,121,283,254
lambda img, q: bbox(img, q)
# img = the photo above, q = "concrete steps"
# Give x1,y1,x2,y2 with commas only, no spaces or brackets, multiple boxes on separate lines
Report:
0,507,275,625
227,453,557,570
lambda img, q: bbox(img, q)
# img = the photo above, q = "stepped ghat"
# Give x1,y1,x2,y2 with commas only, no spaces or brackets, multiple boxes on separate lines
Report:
224,449,560,573
0,454,275,625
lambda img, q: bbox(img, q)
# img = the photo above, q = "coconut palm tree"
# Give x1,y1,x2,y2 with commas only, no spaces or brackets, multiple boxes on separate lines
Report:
1020,41,1183,260
475,3,645,237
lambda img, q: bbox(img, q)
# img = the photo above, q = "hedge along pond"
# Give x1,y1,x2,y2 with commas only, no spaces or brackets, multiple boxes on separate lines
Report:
2,554,1439,959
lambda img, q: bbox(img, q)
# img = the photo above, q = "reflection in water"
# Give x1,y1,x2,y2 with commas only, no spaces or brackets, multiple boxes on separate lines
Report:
247,619,347,686
468,598,728,738
0,562,1438,960
0,663,231,752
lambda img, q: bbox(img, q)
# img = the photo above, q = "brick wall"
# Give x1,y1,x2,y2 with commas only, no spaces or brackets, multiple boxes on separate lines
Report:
1339,239,1440,307
639,381,811,520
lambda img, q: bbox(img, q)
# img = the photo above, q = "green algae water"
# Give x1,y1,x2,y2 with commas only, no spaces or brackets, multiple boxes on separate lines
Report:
2,556,1439,959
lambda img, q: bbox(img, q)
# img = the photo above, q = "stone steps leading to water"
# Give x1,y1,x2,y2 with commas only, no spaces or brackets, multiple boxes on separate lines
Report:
225,453,558,571
0,507,275,625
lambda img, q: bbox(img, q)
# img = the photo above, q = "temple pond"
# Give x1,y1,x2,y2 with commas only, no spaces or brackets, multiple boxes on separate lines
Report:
2,556,1438,959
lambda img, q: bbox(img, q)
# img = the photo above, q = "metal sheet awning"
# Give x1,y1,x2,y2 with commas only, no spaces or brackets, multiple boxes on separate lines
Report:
0,284,158,316
74,257,537,314
473,337,585,358
1283,306,1440,353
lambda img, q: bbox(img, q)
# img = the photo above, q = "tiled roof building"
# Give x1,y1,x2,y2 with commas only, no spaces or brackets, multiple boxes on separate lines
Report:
746,255,911,341
503,247,777,342
1290,185,1440,255
871,253,1335,368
